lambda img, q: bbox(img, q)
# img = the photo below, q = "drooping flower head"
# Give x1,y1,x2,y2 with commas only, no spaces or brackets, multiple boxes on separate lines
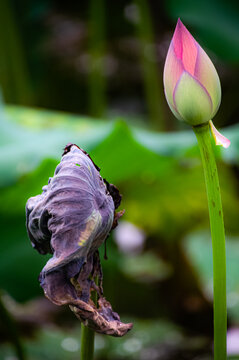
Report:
26,144,133,337
163,19,230,148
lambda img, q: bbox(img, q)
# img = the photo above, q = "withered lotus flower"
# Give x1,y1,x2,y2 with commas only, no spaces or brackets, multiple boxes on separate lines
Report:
26,144,133,337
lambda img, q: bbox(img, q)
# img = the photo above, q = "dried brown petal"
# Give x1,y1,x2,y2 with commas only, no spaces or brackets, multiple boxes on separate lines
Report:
26,144,132,336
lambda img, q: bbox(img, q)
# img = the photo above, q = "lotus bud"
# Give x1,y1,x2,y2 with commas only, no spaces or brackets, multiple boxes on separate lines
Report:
163,19,230,148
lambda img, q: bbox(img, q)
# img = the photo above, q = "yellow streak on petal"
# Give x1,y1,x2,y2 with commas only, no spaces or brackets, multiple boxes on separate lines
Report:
209,120,231,149
87,164,93,177
78,211,101,247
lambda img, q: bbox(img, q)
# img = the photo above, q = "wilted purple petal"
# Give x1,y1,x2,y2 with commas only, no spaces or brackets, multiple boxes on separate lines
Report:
26,144,133,337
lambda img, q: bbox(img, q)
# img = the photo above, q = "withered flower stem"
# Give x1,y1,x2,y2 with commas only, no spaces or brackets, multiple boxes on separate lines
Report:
80,276,98,360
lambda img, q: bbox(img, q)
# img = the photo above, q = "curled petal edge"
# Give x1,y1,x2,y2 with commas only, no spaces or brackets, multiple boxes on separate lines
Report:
209,120,231,149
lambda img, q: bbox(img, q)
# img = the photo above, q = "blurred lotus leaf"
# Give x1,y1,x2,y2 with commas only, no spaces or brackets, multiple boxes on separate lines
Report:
26,143,132,337
120,252,173,283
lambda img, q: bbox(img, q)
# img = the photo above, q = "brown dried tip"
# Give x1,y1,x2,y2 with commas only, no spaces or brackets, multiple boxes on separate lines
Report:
26,144,132,337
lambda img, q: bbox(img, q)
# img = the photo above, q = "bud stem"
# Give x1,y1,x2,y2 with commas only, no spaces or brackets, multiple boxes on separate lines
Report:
193,123,227,360
80,277,98,360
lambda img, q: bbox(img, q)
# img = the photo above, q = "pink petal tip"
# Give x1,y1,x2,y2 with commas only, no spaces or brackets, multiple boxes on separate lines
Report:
172,18,198,76
209,120,231,149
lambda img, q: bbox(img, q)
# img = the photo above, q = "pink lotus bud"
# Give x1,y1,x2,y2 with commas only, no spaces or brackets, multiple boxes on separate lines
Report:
163,19,221,126
163,19,230,148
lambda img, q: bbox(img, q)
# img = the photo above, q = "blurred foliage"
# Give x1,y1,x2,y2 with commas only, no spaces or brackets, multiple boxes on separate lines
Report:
119,251,173,283
184,230,239,323
0,319,210,360
0,105,239,309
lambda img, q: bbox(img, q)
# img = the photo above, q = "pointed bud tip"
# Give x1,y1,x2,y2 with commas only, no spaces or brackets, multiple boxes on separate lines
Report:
174,18,188,36
176,18,182,26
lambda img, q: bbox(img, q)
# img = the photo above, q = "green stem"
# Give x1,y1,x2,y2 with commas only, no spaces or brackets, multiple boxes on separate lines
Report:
0,0,34,105
80,324,95,360
193,123,227,360
88,0,106,118
80,278,98,360
134,0,165,130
